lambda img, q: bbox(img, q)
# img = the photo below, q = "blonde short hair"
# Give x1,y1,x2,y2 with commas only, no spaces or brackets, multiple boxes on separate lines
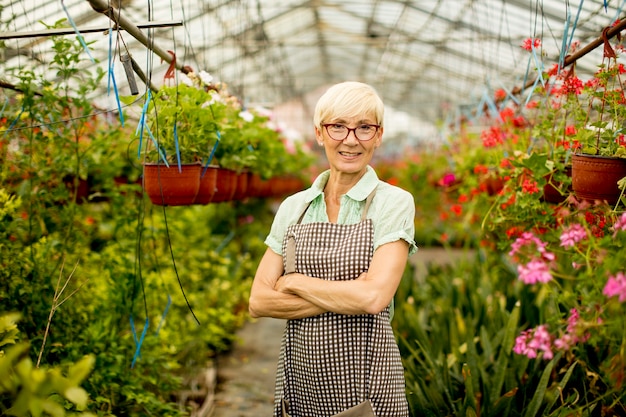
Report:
313,81,384,128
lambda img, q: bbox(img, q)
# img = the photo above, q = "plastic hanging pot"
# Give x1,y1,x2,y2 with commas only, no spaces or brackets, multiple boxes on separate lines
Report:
142,162,201,206
194,165,219,205
571,154,626,205
210,167,238,203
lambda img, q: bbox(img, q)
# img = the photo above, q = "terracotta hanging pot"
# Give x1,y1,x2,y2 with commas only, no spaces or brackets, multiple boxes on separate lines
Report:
481,174,504,196
62,174,90,204
247,173,273,198
194,165,219,205
211,168,238,203
231,171,249,201
143,163,201,206
542,166,572,204
571,154,626,205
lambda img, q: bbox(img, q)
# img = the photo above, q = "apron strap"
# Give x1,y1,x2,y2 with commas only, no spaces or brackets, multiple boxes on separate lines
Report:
284,231,297,275
361,187,377,221
285,185,378,275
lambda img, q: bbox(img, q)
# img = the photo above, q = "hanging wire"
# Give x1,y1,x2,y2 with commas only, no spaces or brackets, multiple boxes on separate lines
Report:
60,0,96,62
132,0,201,328
126,0,151,369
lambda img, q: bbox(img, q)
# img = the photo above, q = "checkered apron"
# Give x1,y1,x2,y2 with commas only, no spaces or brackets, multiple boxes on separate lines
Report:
274,190,409,417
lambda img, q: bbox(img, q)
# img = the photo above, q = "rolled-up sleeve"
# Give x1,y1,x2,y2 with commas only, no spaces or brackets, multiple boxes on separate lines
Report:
372,186,418,255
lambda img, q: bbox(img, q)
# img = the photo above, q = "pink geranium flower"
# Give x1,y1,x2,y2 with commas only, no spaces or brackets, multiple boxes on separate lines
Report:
603,272,626,302
559,224,587,247
517,259,553,284
513,325,554,359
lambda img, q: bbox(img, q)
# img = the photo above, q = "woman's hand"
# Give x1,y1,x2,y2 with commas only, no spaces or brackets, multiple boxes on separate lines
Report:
249,249,327,319
274,274,294,294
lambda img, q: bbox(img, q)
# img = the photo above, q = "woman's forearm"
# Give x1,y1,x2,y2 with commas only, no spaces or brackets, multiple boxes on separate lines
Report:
249,281,327,319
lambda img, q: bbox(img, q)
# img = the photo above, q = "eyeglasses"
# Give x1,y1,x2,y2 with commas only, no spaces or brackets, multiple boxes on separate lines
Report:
322,123,380,141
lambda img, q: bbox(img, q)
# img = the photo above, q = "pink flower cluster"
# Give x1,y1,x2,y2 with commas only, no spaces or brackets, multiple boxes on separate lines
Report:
603,272,626,302
513,309,589,360
513,325,553,359
559,223,587,247
509,232,554,285
612,212,626,236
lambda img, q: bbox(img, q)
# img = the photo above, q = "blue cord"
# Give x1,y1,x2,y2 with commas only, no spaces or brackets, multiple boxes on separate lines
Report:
145,124,169,167
155,295,172,336
61,0,95,63
174,123,181,172
129,316,149,368
559,11,571,71
109,68,125,127
136,91,152,159
202,136,220,177
2,108,24,140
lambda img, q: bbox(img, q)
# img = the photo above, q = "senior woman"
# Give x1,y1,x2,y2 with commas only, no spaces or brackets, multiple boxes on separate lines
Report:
248,81,417,417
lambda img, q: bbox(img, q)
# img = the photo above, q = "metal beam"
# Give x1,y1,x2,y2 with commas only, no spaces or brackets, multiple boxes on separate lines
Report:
86,0,191,77
0,20,182,40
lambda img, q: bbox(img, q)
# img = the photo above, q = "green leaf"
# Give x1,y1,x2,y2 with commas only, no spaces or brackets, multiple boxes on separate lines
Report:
545,361,576,412
0,313,21,348
66,354,95,385
522,356,556,417
490,302,520,403
64,386,89,409
40,398,65,417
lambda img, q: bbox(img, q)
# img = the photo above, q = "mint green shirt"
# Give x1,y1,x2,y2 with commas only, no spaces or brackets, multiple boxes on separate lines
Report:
265,165,418,256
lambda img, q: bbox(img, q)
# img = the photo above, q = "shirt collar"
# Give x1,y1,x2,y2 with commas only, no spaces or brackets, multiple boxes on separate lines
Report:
302,166,379,203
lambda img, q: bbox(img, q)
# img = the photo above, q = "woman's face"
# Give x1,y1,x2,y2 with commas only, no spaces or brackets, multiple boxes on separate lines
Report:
315,113,383,177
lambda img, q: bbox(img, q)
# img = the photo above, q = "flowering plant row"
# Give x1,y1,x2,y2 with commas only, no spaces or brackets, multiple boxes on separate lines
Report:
391,29,626,415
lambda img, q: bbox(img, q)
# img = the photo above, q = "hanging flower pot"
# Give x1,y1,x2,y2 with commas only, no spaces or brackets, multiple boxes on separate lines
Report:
231,171,249,201
571,154,626,205
481,174,505,196
62,174,90,204
542,166,572,204
211,168,238,203
247,173,273,198
194,165,219,205
143,163,201,206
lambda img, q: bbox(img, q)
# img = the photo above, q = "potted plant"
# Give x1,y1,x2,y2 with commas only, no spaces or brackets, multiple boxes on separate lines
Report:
568,37,626,206
131,70,225,205
213,103,315,200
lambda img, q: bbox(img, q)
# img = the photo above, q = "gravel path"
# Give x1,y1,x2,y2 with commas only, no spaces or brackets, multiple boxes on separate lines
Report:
210,317,284,417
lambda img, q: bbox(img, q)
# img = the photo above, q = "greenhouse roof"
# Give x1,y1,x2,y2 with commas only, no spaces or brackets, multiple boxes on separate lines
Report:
2,0,626,136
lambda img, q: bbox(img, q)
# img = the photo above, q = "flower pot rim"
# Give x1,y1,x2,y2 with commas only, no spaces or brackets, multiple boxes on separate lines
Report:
573,153,626,161
143,161,203,167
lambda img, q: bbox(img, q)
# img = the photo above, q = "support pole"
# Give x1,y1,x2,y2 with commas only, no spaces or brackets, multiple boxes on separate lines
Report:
561,18,626,69
86,0,192,79
0,21,182,40
519,17,626,94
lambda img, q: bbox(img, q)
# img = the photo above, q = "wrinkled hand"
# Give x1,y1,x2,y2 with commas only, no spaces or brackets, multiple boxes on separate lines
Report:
274,274,292,293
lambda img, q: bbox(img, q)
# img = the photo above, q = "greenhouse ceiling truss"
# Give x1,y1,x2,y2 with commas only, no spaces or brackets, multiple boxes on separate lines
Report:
2,0,626,132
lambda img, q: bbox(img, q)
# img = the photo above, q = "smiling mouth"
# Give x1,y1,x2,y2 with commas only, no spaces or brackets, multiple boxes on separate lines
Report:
339,151,361,157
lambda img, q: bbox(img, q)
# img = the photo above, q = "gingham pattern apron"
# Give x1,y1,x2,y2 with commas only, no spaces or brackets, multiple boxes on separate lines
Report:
274,189,409,417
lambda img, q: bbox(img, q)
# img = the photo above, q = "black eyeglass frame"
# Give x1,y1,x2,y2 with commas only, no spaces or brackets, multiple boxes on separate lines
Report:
321,123,381,141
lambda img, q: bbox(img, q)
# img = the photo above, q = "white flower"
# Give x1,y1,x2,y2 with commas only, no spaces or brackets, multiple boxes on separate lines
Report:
198,71,213,86
179,73,193,87
239,110,254,122
209,90,224,104
254,106,273,118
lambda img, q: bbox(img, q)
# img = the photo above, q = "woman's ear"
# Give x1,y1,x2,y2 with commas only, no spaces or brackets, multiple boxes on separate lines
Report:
314,126,324,146
374,126,383,148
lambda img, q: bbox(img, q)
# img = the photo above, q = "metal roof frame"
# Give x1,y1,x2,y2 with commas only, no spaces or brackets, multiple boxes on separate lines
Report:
2,0,626,140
